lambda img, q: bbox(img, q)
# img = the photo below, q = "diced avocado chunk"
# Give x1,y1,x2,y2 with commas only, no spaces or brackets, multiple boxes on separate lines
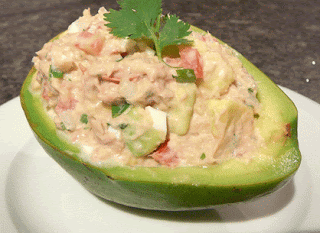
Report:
208,99,252,137
255,106,289,156
124,129,166,157
167,83,197,136
201,51,235,96
207,99,255,158
121,106,167,157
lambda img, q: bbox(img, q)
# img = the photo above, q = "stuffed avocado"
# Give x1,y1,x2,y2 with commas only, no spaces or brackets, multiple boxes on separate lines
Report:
30,7,260,167
21,2,301,210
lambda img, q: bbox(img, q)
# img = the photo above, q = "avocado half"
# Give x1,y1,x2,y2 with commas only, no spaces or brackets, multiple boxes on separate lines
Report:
20,26,301,211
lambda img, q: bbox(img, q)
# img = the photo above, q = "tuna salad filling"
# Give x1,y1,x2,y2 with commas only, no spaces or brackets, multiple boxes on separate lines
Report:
31,7,261,167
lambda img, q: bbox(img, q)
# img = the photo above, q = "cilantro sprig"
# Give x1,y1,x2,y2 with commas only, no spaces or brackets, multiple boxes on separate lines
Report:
200,153,206,160
49,65,63,79
80,114,88,124
112,102,131,118
173,69,196,83
104,0,192,64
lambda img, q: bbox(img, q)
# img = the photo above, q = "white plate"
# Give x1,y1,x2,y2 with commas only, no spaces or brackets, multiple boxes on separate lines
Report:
1,87,319,233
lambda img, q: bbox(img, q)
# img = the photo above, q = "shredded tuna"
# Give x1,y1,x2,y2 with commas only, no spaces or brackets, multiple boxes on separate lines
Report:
31,7,261,167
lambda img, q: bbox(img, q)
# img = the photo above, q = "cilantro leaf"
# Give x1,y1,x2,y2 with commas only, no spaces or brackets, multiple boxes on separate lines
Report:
104,0,192,61
104,0,195,80
112,102,131,118
118,123,128,129
173,69,196,83
105,9,141,38
60,122,67,131
104,0,161,39
158,14,191,54
118,0,162,25
80,114,88,124
49,65,63,79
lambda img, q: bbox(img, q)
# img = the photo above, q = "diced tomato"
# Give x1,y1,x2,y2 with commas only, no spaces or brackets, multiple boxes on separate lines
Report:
78,63,87,74
55,98,77,113
199,34,218,43
179,46,204,79
120,52,128,58
41,81,58,101
41,83,51,101
150,140,179,167
164,46,204,79
75,31,104,56
100,72,121,84
78,31,92,39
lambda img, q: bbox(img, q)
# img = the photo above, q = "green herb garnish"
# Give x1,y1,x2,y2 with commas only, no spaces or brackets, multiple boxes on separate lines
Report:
104,0,192,61
112,102,131,118
248,88,254,93
80,114,88,124
173,69,196,83
116,57,125,62
60,122,67,130
200,153,206,160
49,65,64,79
119,123,128,129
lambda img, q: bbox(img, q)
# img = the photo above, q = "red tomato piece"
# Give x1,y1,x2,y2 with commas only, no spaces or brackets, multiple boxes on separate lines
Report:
75,31,104,56
151,140,179,167
55,98,77,113
179,46,204,79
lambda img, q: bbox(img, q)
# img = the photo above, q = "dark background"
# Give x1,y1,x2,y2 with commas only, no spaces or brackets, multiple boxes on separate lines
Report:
1,0,319,106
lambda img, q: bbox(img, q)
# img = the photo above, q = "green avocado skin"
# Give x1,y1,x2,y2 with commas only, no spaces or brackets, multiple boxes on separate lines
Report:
20,27,301,210
33,130,291,210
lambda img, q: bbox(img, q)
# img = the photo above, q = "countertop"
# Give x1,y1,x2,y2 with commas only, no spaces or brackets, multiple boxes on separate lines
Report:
1,0,319,106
